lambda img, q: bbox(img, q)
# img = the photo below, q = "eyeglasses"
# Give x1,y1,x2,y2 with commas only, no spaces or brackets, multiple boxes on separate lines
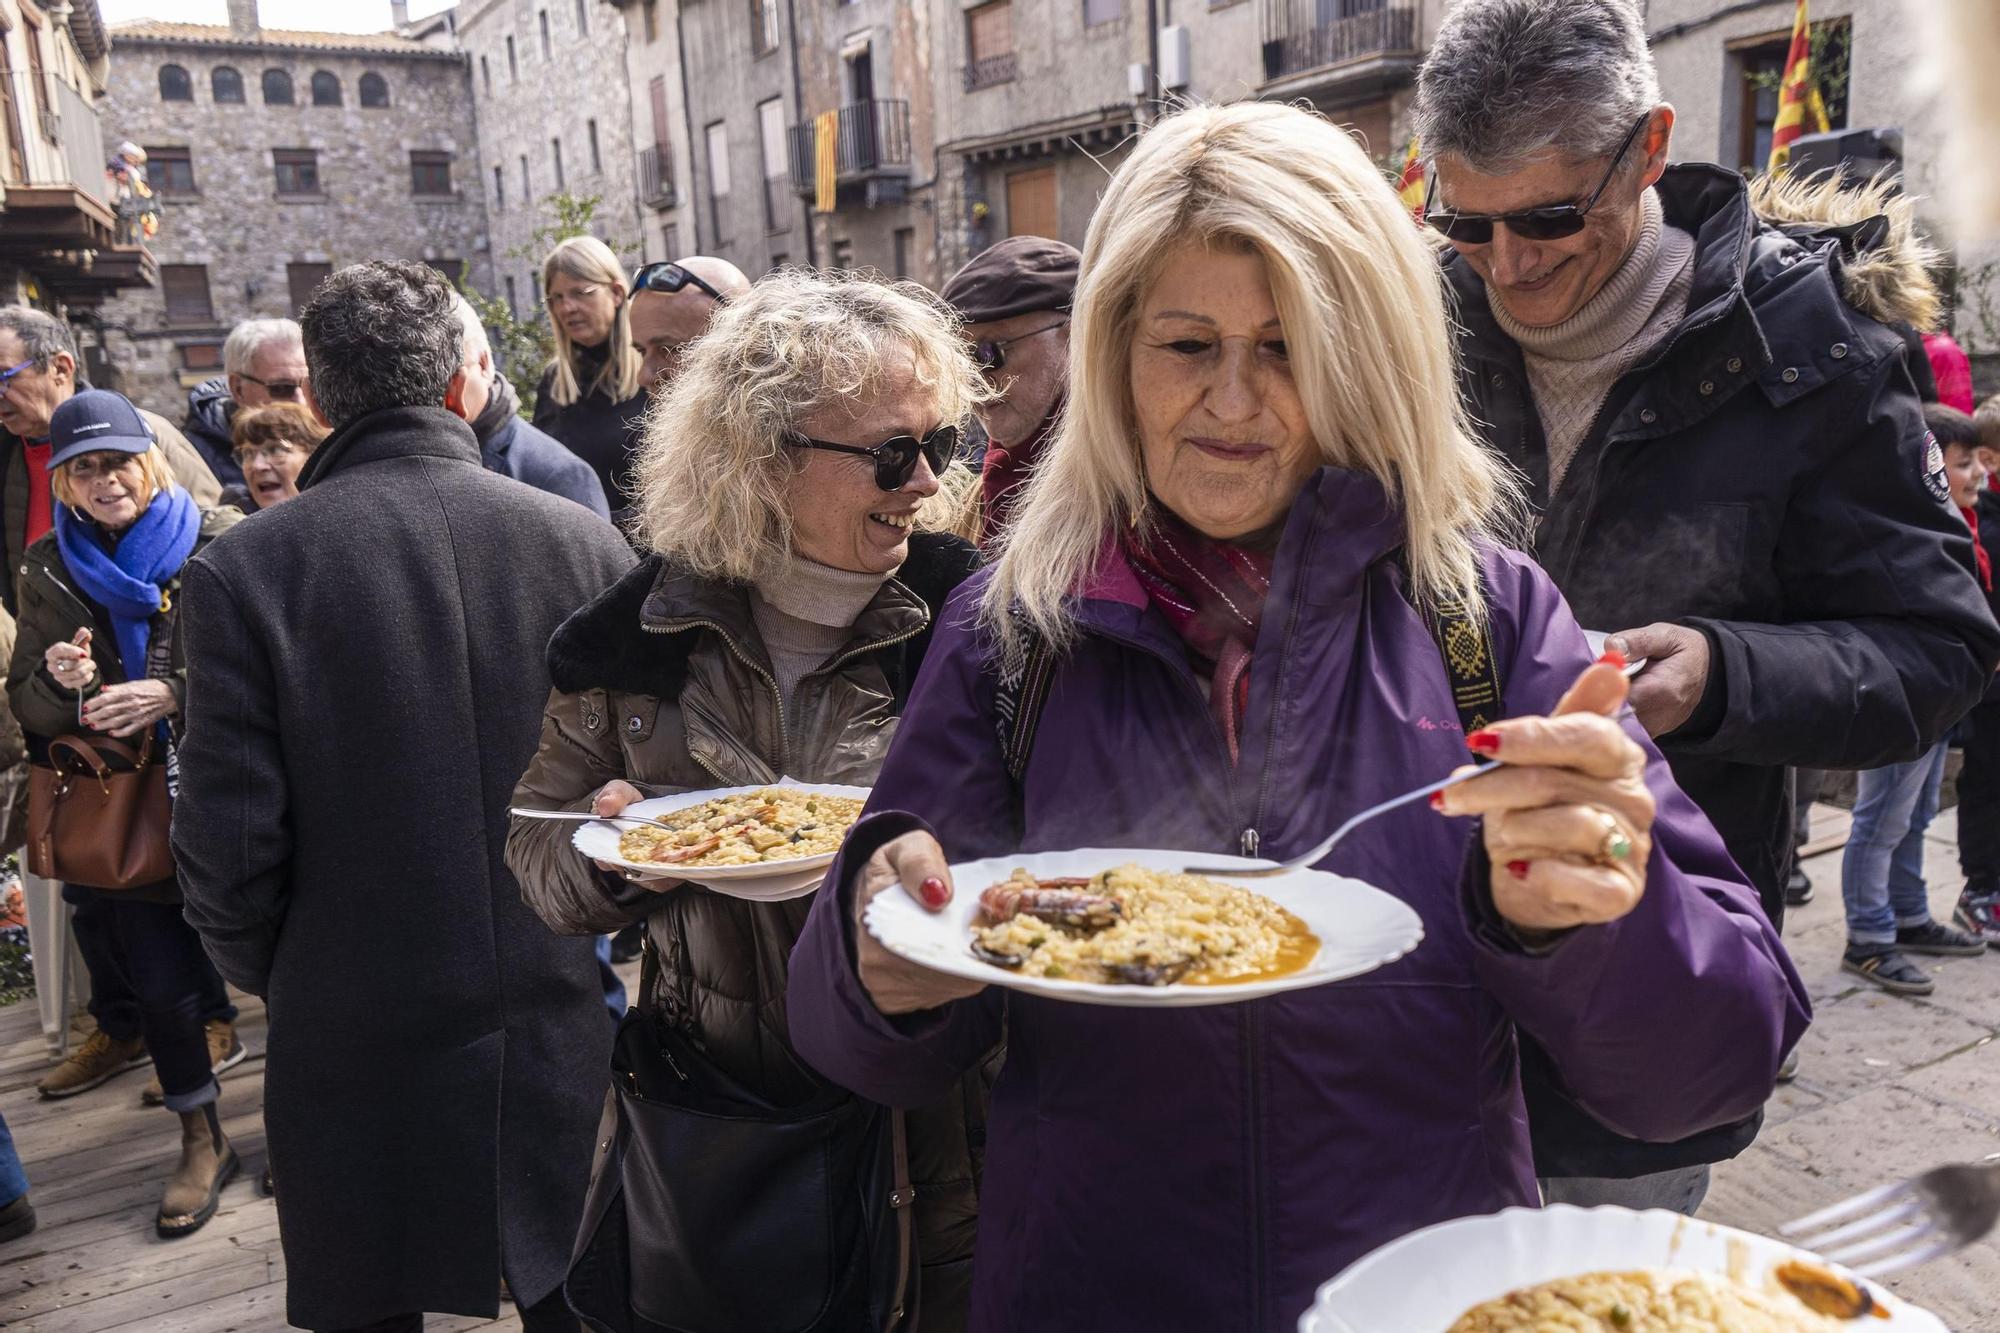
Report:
236,371,305,401
787,424,957,492
1423,114,1651,245
971,319,1067,375
546,283,608,310
631,262,731,306
231,440,305,467
0,359,39,399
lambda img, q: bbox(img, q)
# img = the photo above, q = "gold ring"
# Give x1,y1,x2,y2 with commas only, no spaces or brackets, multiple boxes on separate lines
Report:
1595,811,1633,865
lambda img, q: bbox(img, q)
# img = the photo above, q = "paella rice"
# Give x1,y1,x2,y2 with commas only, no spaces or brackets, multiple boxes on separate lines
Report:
1448,1268,1861,1332
969,863,1317,985
616,787,865,868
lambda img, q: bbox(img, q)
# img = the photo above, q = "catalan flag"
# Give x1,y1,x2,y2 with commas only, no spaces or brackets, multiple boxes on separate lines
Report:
1395,135,1425,221
814,111,838,214
1767,0,1831,175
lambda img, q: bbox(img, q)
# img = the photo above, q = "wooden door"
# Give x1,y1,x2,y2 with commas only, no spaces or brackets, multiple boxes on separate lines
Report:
1006,167,1057,240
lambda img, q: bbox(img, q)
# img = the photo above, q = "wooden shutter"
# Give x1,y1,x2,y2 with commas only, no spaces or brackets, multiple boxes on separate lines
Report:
287,262,332,315
161,265,214,325
1006,167,1057,240
650,76,669,150
969,1,1013,62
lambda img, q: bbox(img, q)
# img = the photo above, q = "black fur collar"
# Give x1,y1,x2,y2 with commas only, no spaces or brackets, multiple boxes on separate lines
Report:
546,530,979,698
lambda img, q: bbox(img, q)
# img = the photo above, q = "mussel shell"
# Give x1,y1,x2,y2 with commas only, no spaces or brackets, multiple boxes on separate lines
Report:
970,940,1027,969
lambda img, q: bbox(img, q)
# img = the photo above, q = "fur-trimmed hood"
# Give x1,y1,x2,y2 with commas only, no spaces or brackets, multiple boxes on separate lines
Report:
1750,170,1942,333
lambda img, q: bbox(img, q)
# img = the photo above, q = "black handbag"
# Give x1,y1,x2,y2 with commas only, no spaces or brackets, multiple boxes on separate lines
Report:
566,948,915,1333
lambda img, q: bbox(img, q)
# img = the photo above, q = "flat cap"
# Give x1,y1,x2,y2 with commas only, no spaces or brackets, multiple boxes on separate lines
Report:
941,236,1080,325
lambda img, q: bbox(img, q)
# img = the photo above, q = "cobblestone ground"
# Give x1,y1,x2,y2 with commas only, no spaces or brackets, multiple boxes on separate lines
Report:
1704,804,2000,1331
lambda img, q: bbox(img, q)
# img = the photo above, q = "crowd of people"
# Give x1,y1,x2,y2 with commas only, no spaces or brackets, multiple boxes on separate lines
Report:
0,0,1996,1329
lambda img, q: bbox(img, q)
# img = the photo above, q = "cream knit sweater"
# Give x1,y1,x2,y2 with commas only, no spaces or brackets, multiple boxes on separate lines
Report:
1491,189,1698,492
750,553,893,708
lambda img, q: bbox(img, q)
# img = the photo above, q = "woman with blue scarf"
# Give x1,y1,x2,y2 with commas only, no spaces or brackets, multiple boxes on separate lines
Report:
6,389,243,1237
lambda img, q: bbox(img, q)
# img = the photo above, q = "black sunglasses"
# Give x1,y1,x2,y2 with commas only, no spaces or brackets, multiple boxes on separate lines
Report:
971,318,1067,374
237,371,305,401
788,424,957,492
1424,114,1650,245
631,261,730,305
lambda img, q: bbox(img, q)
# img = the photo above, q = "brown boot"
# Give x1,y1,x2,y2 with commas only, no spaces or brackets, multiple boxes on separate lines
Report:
143,1020,247,1106
37,1029,148,1099
156,1104,240,1238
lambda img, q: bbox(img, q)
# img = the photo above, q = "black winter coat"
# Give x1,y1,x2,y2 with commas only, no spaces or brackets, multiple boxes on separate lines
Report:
171,406,636,1328
182,376,245,489
1449,164,2000,1179
532,347,648,522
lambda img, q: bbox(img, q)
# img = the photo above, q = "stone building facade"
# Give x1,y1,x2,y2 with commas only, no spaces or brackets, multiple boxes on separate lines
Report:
606,0,696,265
94,2,489,419
456,0,645,318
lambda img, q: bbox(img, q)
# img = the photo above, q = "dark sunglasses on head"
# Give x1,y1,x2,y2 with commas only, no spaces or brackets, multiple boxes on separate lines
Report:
237,371,305,401
787,424,958,492
631,261,731,305
1424,114,1650,245
971,318,1068,375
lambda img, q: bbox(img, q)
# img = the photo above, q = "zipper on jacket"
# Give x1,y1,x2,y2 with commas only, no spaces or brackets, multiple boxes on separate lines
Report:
1241,526,1315,860
645,618,792,774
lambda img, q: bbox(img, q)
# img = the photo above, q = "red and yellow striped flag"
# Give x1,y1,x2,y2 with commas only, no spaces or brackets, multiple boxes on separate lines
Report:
1767,0,1831,175
814,111,838,214
1395,135,1425,221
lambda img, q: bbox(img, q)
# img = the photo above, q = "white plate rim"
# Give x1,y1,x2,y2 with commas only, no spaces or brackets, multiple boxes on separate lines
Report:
569,782,871,885
1306,1203,1947,1332
863,847,1424,1009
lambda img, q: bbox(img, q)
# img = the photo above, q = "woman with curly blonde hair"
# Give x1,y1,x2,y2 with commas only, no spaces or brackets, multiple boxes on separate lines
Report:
508,267,990,1331
786,101,1808,1329
532,235,649,520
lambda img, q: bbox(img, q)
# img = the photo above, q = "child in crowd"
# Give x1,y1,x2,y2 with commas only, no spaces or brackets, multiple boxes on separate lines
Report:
1838,404,1993,994
1955,397,2000,945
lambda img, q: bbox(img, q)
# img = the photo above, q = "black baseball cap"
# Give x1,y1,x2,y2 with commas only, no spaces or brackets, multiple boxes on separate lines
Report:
47,389,155,470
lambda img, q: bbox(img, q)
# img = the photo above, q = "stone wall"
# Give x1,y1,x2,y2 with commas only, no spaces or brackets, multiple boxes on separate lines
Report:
95,35,489,419
612,0,697,264
456,0,645,318
677,0,801,275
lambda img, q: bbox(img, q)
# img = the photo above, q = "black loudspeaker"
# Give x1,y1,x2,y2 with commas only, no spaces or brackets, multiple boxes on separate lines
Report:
1786,127,1905,184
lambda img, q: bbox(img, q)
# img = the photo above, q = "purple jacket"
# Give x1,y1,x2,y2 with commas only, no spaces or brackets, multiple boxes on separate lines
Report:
790,470,1810,1332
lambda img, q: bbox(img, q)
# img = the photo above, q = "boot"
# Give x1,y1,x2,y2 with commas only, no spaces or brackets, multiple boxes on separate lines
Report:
156,1103,240,1238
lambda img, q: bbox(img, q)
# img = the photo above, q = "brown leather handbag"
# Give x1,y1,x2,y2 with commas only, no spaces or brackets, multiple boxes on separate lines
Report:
26,733,173,889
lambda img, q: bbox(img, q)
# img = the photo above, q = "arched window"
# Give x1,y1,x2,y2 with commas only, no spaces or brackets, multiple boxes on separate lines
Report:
359,72,390,109
310,71,341,106
262,69,294,105
159,64,192,102
211,66,244,103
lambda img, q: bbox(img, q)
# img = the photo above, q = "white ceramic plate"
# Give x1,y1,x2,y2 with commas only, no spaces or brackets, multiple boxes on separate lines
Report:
569,782,870,898
863,847,1424,1009
1304,1204,1947,1332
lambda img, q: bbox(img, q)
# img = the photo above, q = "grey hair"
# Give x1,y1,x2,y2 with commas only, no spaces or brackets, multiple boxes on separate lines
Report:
298,261,462,430
1414,0,1659,173
223,317,303,376
449,293,491,368
0,306,77,365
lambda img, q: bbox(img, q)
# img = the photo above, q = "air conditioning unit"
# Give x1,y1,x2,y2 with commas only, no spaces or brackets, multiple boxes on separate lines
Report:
1160,26,1191,90
1128,62,1150,98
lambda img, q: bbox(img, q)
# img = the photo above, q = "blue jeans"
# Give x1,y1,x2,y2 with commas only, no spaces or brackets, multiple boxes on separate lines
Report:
1841,743,1949,947
1540,1164,1711,1215
0,1109,26,1204
67,884,236,1042
92,896,220,1112
596,934,627,1018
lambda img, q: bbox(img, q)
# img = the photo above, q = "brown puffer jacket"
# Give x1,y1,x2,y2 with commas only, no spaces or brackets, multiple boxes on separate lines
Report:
507,530,992,1329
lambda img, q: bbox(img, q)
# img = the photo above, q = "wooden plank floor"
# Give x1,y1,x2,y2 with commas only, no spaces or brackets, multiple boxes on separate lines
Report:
0,987,529,1332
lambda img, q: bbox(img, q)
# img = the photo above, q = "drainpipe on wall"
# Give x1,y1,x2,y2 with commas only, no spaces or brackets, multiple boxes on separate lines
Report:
1144,0,1161,125
674,0,701,252
784,0,818,266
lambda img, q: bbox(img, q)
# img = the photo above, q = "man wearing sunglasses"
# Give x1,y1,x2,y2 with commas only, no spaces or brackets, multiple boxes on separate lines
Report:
940,236,1078,547
1417,0,2000,1219
182,319,309,493
628,256,750,391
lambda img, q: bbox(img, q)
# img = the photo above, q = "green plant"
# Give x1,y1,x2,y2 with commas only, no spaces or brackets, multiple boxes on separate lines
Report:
1950,258,2000,358
1745,19,1853,139
466,190,640,416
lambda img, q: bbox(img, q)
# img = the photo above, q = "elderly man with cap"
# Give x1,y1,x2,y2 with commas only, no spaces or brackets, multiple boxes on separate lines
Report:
628,256,751,391
940,236,1078,547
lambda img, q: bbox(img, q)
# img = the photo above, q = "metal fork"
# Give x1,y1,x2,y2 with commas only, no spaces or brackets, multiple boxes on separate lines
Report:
509,807,688,834
1780,1160,2000,1278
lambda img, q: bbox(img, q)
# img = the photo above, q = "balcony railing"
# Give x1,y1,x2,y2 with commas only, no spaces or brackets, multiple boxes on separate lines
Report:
786,99,913,197
1260,2,1417,83
1,68,109,203
963,54,1017,92
637,143,676,208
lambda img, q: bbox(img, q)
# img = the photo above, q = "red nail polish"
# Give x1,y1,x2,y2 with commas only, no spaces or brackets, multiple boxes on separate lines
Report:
1429,791,1446,810
1466,730,1501,756
919,876,948,908
1506,860,1531,880
1595,646,1629,671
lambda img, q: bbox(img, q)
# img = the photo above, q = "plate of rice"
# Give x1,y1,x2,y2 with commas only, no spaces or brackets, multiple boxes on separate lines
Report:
571,782,870,899
863,848,1424,1008
1301,1205,1947,1332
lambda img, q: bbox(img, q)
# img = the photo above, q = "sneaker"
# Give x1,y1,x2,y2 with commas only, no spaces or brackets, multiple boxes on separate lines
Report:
0,1193,35,1244
1784,868,1815,907
1895,920,1988,957
609,921,645,964
1843,946,1935,996
36,1029,149,1099
142,1020,248,1106
1953,891,2000,948
1776,1047,1801,1083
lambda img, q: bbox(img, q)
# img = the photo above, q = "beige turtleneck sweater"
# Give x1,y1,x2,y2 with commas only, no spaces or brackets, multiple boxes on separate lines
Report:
751,554,894,708
1491,189,1698,492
